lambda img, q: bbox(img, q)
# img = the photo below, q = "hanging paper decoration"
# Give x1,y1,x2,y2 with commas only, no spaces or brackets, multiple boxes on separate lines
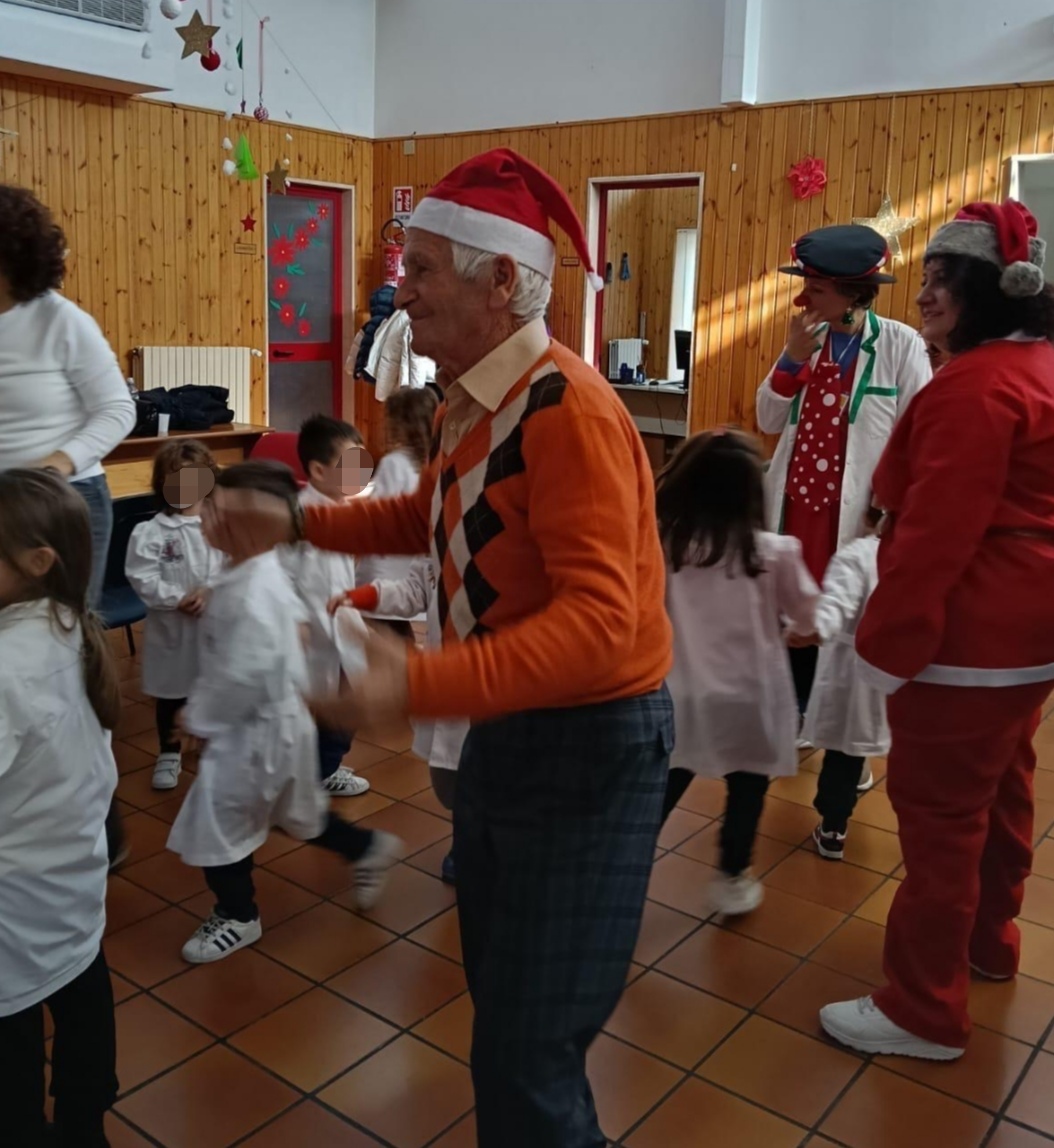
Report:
241,214,257,233
224,81,237,96
222,159,237,177
787,156,827,201
159,0,181,18
266,159,289,194
253,18,270,122
236,39,243,68
234,135,259,181
176,10,220,59
852,193,920,262
619,252,631,282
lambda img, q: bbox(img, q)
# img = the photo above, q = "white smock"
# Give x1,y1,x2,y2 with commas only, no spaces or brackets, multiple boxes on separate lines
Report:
665,532,819,779
167,550,327,868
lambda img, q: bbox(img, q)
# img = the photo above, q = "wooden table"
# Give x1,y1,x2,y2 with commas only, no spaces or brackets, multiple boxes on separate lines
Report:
103,423,272,499
611,382,690,470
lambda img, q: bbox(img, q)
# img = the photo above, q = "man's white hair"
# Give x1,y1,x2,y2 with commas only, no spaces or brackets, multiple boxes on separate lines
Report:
450,240,552,326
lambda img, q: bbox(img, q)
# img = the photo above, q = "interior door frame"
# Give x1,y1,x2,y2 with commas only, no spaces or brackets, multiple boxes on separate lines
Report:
583,172,704,405
262,179,356,425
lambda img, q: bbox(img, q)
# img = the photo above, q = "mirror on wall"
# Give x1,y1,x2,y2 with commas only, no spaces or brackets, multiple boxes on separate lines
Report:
1007,156,1054,279
599,183,700,383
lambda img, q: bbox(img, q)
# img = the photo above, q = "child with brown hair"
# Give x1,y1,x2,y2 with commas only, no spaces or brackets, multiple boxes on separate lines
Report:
125,438,224,791
658,429,818,915
0,469,122,1148
356,388,439,638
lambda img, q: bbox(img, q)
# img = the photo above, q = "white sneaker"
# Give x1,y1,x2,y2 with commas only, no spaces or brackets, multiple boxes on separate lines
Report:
324,766,371,797
710,870,764,917
820,996,964,1060
857,767,875,793
181,913,262,964
797,737,814,752
970,962,1014,982
152,752,182,791
353,831,403,910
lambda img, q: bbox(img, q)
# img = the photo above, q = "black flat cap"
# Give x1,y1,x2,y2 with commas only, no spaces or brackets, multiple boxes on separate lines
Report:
779,224,896,283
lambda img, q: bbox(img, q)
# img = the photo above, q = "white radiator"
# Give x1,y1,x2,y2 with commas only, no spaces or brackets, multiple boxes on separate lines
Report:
608,338,645,380
132,346,255,423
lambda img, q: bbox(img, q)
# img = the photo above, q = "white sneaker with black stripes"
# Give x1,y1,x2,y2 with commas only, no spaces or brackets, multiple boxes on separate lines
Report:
181,913,262,964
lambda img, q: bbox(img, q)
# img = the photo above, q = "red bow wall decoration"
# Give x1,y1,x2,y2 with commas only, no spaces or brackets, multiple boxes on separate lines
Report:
787,156,828,200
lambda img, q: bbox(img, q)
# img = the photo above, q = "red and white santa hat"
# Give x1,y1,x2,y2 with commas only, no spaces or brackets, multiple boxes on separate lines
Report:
408,147,604,290
925,199,1048,297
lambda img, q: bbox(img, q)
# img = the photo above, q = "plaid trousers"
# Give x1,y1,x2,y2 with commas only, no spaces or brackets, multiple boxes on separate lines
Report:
454,685,674,1148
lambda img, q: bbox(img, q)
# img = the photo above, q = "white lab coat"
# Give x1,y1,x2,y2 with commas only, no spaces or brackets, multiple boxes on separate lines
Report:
357,448,428,599
800,536,890,757
125,513,225,699
362,557,469,771
279,485,367,695
167,550,327,868
367,309,435,400
0,601,117,1015
757,312,930,550
665,532,819,779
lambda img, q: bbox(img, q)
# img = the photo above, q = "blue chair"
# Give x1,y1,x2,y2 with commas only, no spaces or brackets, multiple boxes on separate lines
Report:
99,494,154,656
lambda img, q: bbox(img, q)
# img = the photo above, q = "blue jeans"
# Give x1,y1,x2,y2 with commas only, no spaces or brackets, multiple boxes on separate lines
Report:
317,724,353,781
72,474,113,610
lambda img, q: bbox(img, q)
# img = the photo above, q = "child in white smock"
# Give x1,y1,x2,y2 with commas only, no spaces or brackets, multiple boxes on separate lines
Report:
788,511,889,861
125,438,224,791
0,470,122,1147
331,554,468,885
659,430,819,916
356,386,439,640
169,462,401,965
286,414,373,797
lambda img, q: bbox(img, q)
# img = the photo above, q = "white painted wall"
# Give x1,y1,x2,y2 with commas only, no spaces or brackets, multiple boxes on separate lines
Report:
145,0,375,137
0,0,375,137
373,0,726,138
757,0,1054,105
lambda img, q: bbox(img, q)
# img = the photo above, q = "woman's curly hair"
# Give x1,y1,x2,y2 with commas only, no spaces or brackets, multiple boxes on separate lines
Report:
0,185,67,302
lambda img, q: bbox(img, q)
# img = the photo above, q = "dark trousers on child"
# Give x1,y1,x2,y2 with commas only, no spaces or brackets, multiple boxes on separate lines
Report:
662,767,770,875
790,645,819,718
203,815,373,921
156,696,186,755
0,947,118,1148
317,724,353,782
814,750,866,833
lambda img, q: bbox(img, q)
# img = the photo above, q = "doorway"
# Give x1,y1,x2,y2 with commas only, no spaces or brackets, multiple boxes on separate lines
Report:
266,184,345,431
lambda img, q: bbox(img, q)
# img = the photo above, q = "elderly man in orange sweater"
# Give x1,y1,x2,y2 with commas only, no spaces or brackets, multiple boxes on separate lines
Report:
211,149,673,1147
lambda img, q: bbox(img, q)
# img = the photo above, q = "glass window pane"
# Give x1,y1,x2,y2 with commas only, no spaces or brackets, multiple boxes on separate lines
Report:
269,361,333,431
267,195,335,345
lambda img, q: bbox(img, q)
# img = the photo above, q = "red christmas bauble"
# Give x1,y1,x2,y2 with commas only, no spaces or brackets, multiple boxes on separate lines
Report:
201,46,222,72
254,104,270,122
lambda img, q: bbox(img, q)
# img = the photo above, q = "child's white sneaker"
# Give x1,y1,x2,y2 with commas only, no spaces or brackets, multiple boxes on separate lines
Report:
710,870,764,916
152,752,182,791
181,913,262,964
857,766,875,793
353,831,403,910
820,996,964,1060
324,766,371,797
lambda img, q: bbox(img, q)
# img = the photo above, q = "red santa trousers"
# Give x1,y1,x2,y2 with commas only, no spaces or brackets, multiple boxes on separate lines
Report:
874,680,1049,1047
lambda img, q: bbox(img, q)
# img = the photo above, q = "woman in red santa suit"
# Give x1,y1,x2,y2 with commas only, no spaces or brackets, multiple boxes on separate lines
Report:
821,200,1054,1060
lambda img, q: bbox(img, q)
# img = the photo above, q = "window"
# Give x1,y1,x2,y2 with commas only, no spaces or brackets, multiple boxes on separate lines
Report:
0,0,147,32
668,228,698,380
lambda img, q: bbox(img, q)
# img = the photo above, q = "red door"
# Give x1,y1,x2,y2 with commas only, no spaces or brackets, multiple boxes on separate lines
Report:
266,185,343,430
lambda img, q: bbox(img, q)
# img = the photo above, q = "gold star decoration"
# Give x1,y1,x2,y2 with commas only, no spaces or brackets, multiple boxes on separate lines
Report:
852,193,920,262
176,10,221,59
266,160,289,194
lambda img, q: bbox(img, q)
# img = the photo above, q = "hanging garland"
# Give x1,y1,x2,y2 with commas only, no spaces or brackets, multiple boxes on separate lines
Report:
268,201,327,339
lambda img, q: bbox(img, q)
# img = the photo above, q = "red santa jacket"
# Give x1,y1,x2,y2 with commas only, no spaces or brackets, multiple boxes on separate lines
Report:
857,336,1054,690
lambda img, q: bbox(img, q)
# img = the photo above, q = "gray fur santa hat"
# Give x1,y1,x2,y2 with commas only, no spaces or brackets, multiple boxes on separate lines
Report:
925,199,1047,297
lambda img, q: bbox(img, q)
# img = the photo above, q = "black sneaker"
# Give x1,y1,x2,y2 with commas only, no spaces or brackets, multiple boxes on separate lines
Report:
813,823,846,861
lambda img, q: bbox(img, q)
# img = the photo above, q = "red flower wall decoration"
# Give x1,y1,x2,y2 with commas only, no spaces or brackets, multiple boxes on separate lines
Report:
787,156,828,201
279,303,296,327
273,276,290,299
269,236,296,265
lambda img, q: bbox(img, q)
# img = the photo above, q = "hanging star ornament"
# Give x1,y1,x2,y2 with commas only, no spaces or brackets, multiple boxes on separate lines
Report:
266,160,289,194
176,10,222,59
240,213,256,232
852,193,920,262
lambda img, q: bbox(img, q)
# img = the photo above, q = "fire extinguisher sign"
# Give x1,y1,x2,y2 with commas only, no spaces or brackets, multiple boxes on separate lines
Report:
393,187,414,227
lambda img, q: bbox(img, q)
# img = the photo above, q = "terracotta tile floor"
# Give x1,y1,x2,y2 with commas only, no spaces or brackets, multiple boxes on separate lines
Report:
92,630,1054,1146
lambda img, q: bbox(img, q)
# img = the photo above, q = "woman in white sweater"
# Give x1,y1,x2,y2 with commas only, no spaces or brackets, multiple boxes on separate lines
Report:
0,185,135,608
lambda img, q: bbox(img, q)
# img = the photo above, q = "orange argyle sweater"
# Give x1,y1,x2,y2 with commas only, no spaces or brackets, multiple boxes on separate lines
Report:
304,339,672,721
